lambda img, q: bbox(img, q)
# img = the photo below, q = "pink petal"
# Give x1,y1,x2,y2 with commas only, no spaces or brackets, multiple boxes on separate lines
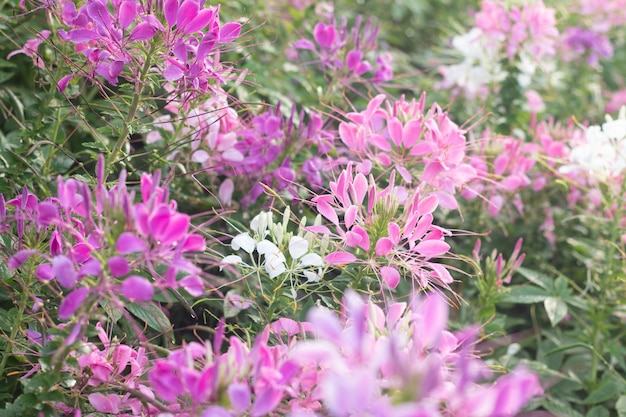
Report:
37,201,59,226
180,275,204,296
218,179,234,205
351,225,370,251
160,212,190,245
414,240,450,257
8,249,36,270
423,161,443,183
164,0,178,27
316,201,339,226
325,251,356,265
380,266,400,289
345,230,363,247
419,294,448,348
182,233,206,251
36,264,54,281
66,29,100,42
219,22,241,43
122,275,154,301
306,225,332,234
177,0,199,30
352,173,368,206
163,64,184,81
228,383,251,414
116,232,147,254
293,39,316,50
402,118,422,148
370,134,391,151
184,8,215,34
313,22,335,48
388,222,401,243
58,287,89,319
418,194,439,215
129,22,156,41
387,118,403,146
252,387,282,417
118,0,137,30
52,255,78,288
307,307,342,342
430,262,453,284
88,393,121,414
57,74,77,92
346,49,362,71
344,204,358,229
108,256,130,277
375,237,394,256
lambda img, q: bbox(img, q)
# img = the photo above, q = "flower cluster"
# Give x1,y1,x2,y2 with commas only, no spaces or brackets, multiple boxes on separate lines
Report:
311,164,453,290
34,0,241,95
338,93,476,209
561,106,626,181
140,291,544,416
222,209,326,298
294,16,393,86
4,156,207,322
439,0,559,98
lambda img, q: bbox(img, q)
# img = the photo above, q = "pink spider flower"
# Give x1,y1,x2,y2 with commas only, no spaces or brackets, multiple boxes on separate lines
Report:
293,16,393,85
291,291,543,416
339,93,477,209
312,164,453,290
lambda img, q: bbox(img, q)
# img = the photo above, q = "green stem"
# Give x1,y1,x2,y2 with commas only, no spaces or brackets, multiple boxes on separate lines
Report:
106,47,154,168
0,290,28,381
589,180,626,386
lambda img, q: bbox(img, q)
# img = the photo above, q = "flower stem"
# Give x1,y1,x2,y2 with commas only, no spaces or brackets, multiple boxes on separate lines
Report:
106,46,155,168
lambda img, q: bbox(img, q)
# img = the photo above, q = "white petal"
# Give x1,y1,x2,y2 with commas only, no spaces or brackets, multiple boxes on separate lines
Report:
299,253,324,267
256,240,279,256
232,233,256,254
288,236,309,259
303,270,322,282
220,255,242,270
266,257,286,278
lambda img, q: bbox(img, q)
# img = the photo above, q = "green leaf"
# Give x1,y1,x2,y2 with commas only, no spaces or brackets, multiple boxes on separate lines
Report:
544,297,568,326
125,303,174,341
554,275,570,296
582,378,623,404
545,342,594,357
586,406,609,417
100,299,122,323
516,267,551,290
615,395,626,417
542,396,585,417
499,285,549,304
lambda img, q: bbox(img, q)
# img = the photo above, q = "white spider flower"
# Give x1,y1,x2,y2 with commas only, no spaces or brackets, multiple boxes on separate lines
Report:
562,106,626,181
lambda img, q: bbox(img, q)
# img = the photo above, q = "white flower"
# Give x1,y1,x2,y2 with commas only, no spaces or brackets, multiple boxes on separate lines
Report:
440,28,506,98
562,110,626,181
